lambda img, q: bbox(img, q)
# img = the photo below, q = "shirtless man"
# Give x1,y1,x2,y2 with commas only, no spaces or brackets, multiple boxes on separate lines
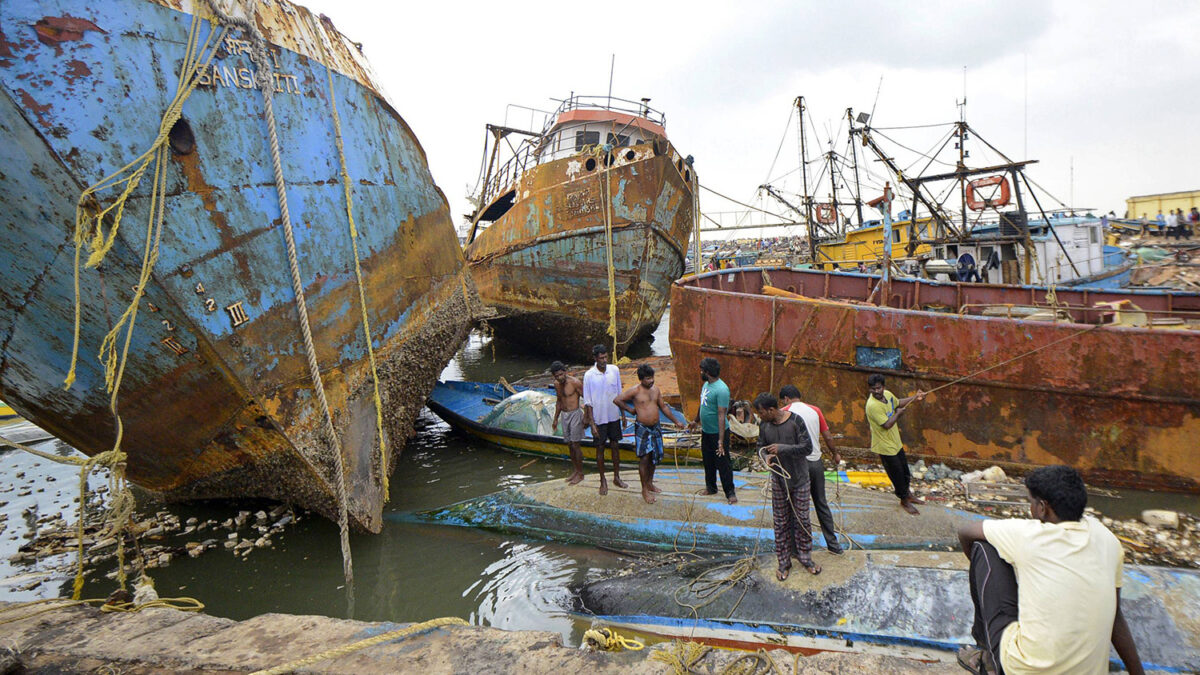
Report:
551,361,585,485
613,364,686,504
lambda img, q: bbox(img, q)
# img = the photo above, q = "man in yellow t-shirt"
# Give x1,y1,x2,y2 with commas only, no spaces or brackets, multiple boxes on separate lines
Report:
955,466,1143,675
864,374,924,515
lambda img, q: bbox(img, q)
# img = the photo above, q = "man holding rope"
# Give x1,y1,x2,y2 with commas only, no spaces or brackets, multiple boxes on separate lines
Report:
779,384,844,555
754,392,820,580
865,374,925,515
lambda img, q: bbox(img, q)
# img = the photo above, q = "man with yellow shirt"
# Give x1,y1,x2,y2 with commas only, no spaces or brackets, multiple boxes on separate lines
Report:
865,374,924,515
955,465,1143,675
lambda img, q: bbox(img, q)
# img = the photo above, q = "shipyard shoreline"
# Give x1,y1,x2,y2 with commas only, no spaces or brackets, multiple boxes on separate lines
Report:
0,600,989,674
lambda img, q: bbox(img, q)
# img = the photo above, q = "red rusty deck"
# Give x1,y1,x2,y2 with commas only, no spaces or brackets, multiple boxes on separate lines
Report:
669,268,1200,491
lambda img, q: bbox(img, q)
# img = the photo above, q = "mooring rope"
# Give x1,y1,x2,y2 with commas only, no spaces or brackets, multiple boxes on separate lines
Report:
201,0,355,609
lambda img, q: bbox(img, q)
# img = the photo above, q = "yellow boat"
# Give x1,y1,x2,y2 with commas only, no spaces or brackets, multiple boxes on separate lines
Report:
0,400,19,425
815,216,934,269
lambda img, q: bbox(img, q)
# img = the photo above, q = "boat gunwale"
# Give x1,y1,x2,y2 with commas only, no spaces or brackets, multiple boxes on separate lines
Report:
673,266,1200,338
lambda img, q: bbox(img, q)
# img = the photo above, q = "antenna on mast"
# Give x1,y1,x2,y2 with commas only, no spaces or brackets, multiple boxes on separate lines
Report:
957,65,967,122
607,54,615,108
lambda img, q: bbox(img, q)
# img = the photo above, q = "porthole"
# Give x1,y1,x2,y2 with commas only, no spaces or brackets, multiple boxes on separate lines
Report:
168,118,195,155
624,149,636,161
585,157,597,171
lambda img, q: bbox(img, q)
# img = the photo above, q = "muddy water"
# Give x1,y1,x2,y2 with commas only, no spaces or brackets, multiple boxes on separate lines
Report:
0,315,674,646
2,307,1197,648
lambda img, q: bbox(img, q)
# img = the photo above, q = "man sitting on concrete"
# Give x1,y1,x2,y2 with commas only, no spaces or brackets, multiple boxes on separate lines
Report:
955,465,1143,675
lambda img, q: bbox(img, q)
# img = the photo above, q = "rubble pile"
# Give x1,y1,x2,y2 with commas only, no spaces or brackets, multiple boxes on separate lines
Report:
845,461,1200,569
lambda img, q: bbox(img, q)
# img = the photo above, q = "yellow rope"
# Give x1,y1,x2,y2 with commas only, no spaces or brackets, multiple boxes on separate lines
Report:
650,640,710,673
49,8,225,600
248,616,468,675
601,147,619,356
0,595,204,627
582,626,644,652
321,50,388,498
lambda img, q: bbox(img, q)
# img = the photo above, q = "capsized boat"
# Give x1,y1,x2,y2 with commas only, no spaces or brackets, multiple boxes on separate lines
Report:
670,267,1200,492
0,0,479,532
464,95,697,357
571,550,1200,671
425,380,701,465
410,468,982,552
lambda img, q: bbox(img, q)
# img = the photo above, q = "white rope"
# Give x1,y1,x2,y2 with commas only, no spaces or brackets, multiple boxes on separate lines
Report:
204,1,355,608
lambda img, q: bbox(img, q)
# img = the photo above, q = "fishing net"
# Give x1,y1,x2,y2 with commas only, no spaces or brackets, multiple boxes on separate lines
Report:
480,390,557,436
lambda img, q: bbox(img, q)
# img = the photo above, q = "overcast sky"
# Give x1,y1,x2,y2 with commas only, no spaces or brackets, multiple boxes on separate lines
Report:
302,1,1200,241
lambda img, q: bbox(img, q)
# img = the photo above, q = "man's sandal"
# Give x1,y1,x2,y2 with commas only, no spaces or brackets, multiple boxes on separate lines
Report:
956,646,997,675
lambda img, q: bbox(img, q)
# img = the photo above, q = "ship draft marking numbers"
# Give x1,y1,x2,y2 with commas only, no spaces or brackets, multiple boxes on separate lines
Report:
226,301,250,327
162,336,188,355
205,298,217,312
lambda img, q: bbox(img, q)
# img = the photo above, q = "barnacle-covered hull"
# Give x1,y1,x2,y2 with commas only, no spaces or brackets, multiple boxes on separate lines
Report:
0,0,477,532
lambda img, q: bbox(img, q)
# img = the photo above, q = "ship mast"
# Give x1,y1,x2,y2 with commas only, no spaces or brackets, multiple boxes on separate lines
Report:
797,96,816,261
847,108,865,227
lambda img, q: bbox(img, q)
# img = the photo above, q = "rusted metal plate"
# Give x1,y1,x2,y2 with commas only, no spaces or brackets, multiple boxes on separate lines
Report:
0,0,477,532
670,268,1200,491
466,143,694,357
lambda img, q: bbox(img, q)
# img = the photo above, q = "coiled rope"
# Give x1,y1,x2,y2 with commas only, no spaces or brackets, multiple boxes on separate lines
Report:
582,625,645,652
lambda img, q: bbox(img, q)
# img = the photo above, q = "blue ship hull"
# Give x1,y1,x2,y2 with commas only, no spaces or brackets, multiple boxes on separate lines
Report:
0,0,477,531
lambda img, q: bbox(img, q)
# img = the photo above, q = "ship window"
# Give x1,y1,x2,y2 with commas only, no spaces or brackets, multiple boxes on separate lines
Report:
893,229,901,243
1089,227,1099,244
575,130,600,151
624,149,636,161
607,133,629,147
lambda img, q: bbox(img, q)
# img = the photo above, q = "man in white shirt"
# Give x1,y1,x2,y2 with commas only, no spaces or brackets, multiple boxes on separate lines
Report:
955,465,1142,675
582,344,627,496
778,384,843,555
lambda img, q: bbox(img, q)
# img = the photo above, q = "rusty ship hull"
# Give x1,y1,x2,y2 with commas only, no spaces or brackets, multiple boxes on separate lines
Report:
670,268,1200,491
0,0,477,532
466,142,695,358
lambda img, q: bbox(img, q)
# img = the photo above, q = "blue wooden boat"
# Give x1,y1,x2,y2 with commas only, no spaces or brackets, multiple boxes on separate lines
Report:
0,0,477,532
571,550,1200,671
425,380,703,465
410,467,985,553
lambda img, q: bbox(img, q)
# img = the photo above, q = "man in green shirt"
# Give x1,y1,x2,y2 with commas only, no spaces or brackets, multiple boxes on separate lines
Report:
693,357,736,503
865,373,925,515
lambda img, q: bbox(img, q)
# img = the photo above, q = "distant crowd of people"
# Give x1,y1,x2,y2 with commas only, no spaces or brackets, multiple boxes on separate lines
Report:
1142,207,1199,239
546,347,1143,674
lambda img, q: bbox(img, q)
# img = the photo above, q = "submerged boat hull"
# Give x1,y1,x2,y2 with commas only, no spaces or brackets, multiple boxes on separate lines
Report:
0,0,477,531
466,145,695,357
412,468,984,552
572,550,1200,671
670,268,1200,492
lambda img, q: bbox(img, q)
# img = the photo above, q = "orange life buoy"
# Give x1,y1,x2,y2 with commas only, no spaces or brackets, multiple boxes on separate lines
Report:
966,175,1011,211
816,203,836,224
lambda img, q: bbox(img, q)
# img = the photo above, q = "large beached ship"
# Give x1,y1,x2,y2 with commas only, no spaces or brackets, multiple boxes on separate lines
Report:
0,0,478,532
464,95,697,357
669,267,1200,492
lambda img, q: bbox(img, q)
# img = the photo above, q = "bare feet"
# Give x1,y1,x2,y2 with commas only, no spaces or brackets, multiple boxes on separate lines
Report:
641,490,656,504
901,499,920,515
697,489,718,496
649,482,662,493
613,476,629,489
908,495,926,505
727,495,738,504
776,567,790,581
599,480,608,496
566,472,584,486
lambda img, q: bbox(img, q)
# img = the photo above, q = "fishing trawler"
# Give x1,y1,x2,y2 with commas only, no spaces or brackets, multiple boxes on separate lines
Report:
464,95,697,357
669,266,1200,492
0,0,478,532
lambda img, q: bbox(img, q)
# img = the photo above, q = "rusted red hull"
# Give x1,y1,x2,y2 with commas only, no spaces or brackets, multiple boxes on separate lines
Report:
466,144,695,357
670,268,1200,491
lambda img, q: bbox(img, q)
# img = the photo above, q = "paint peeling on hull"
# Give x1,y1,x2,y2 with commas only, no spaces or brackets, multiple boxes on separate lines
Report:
669,268,1200,492
466,145,694,357
0,0,479,532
